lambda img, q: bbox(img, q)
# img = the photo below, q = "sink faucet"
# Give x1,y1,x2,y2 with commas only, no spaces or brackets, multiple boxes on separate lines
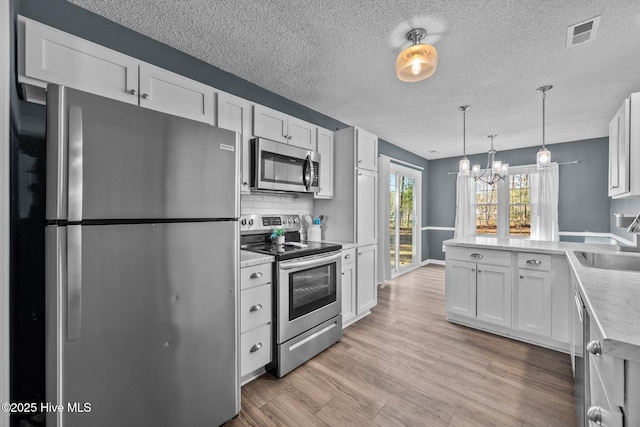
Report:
620,212,640,252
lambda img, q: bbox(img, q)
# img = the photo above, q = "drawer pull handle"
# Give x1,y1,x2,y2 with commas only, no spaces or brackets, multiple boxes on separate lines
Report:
250,343,262,353
250,272,263,279
586,406,602,425
249,304,263,312
470,253,483,259
587,340,602,356
526,259,542,265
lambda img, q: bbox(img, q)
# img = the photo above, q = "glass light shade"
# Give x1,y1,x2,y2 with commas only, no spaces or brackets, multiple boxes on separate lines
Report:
501,163,509,175
472,164,481,176
396,44,438,82
537,147,551,169
492,160,502,174
459,158,470,175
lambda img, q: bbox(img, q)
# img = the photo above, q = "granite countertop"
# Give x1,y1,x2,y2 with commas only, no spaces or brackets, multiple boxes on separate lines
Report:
444,237,640,363
240,250,274,268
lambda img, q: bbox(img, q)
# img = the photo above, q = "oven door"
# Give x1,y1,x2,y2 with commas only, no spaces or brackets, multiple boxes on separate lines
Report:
253,138,320,193
277,251,341,343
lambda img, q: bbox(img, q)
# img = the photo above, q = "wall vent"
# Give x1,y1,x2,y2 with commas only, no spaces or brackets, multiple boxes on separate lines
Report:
566,16,601,48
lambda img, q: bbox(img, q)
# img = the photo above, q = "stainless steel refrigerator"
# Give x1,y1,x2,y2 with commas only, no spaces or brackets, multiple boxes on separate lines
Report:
45,85,240,426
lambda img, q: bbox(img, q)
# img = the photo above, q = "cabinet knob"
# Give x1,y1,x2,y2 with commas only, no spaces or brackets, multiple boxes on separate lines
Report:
358,160,362,163
249,304,263,312
249,343,263,353
610,185,619,189
586,406,602,425
587,340,603,356
344,254,351,260
129,89,137,95
250,272,263,279
520,275,525,279
242,181,249,186
142,93,149,99
477,270,482,273
342,272,345,276
471,267,476,272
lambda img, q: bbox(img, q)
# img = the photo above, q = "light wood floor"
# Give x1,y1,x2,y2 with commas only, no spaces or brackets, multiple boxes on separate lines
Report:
227,265,577,426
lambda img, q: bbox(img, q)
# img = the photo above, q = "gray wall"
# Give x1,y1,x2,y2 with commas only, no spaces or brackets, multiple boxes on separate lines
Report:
427,137,610,260
378,140,430,261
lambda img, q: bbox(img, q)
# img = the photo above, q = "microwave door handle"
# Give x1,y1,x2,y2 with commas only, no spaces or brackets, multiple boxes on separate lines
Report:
303,155,311,191
280,252,342,270
308,154,315,191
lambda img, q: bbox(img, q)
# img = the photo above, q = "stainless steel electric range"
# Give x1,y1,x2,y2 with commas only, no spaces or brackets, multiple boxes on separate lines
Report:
240,214,343,377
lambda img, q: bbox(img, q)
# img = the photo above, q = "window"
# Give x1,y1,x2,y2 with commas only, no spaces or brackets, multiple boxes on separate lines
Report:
475,169,531,237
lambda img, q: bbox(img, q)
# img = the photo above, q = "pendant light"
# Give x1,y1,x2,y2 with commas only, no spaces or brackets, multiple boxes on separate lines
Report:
458,105,470,175
396,28,438,82
536,85,553,169
473,135,509,185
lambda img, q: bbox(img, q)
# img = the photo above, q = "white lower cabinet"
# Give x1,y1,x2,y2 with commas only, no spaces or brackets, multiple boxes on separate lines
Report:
356,244,377,315
445,246,569,351
240,262,272,381
340,247,356,327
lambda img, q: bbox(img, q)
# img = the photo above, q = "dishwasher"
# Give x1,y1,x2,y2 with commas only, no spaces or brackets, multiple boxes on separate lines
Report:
573,283,588,427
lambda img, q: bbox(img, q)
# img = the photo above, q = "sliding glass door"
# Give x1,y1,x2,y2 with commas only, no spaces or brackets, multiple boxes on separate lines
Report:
389,164,421,276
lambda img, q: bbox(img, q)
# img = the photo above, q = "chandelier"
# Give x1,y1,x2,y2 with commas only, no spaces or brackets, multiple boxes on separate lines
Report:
472,134,509,185
536,85,553,169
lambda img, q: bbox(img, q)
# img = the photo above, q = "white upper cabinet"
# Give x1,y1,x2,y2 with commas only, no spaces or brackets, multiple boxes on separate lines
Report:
18,16,215,124
314,127,334,199
253,104,317,150
138,63,214,124
19,16,138,105
217,91,253,194
356,128,378,171
608,93,640,198
356,168,377,245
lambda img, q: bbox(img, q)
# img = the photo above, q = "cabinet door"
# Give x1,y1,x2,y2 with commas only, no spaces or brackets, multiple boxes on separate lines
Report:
287,116,317,150
516,269,552,336
608,98,629,198
356,128,378,171
356,244,377,315
139,64,214,124
21,17,138,105
445,260,477,318
476,264,512,327
341,262,355,326
315,127,334,199
356,169,377,246
218,92,253,194
253,105,287,143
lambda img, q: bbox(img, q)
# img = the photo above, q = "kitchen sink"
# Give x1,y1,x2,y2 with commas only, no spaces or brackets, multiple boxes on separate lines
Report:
574,251,640,272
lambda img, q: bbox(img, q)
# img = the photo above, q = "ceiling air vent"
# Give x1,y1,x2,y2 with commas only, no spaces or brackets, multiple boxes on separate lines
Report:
566,16,601,48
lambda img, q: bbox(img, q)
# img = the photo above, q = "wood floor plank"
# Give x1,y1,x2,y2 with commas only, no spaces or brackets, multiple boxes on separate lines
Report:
225,265,577,426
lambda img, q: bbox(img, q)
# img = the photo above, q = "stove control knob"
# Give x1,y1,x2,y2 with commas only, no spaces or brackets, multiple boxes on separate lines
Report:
293,218,299,223
248,219,254,226
241,218,247,226
288,218,293,224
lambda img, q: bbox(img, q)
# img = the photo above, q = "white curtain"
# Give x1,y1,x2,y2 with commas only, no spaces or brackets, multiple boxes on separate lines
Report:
530,163,559,241
454,174,476,238
377,156,391,282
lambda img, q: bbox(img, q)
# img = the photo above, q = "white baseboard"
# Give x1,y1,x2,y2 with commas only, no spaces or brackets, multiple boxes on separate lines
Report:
421,259,446,266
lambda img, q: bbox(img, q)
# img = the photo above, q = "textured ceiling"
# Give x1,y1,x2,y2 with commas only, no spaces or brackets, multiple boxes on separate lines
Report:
67,0,640,160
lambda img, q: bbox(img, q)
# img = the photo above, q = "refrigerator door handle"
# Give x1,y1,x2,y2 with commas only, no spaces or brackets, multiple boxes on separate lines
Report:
67,225,82,341
68,105,83,222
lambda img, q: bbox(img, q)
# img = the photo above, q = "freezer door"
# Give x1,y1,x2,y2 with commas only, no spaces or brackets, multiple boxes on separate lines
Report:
46,85,239,221
46,222,239,427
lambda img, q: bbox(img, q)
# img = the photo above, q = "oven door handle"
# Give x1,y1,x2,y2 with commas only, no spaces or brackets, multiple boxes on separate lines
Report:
280,253,341,270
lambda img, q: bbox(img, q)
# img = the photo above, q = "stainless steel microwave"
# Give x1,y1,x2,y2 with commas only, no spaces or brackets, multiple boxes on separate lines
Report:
251,138,320,193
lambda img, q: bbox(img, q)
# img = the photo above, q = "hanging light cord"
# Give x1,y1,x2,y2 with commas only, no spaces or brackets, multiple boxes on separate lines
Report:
542,90,546,149
463,108,466,157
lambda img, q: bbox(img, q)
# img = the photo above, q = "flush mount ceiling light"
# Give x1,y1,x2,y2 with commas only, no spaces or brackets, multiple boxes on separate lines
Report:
473,134,509,185
458,105,471,175
536,85,553,169
396,28,438,82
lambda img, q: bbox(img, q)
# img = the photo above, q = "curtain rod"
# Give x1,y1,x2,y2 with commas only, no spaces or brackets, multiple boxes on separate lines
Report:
446,160,580,175
379,155,425,171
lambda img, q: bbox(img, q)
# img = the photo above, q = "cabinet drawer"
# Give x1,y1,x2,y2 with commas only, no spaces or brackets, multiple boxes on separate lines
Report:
240,324,272,377
240,284,272,333
517,253,551,271
241,263,272,290
342,248,356,267
446,246,510,267
588,317,624,407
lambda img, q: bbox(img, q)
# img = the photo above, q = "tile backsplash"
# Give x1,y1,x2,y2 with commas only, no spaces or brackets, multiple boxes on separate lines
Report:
241,193,314,216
